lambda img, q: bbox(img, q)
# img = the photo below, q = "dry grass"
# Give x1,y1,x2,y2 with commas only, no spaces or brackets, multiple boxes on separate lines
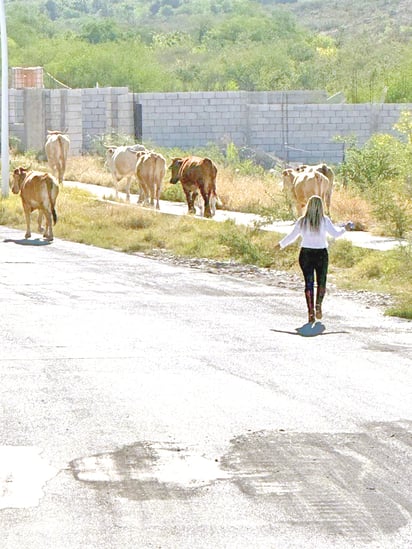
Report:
64,158,370,228
215,167,282,211
66,155,112,187
8,153,385,232
329,185,374,230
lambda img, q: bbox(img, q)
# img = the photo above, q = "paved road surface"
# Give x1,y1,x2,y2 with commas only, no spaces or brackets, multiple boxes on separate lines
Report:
0,200,411,548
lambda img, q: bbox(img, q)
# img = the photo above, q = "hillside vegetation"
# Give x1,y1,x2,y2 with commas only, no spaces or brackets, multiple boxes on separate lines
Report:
6,0,412,102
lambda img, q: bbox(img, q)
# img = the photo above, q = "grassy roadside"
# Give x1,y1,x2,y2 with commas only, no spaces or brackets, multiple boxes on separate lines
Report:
1,184,411,319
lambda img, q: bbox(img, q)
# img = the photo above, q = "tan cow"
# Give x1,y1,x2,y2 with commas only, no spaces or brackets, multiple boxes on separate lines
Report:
296,163,334,212
135,150,166,210
11,167,59,241
169,156,218,218
281,167,298,201
282,167,330,217
45,130,70,186
104,144,146,201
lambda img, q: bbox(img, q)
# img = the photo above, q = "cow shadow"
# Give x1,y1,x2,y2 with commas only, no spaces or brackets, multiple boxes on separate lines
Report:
4,237,52,246
271,322,349,337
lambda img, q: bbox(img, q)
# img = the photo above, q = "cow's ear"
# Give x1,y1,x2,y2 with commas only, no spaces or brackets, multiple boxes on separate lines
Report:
169,158,181,168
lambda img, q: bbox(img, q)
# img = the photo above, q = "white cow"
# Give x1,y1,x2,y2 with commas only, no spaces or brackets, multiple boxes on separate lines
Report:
45,130,70,186
296,163,334,212
281,167,331,217
104,144,146,201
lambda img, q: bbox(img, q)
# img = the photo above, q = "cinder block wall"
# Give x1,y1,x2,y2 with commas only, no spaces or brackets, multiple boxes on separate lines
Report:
9,89,25,146
6,87,412,165
135,90,410,164
81,87,134,151
136,91,250,149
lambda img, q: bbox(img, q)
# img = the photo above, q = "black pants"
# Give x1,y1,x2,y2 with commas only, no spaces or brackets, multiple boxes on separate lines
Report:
298,247,328,292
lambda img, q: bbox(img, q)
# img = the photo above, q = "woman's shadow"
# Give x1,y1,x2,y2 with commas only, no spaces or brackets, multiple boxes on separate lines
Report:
295,322,326,337
271,322,349,337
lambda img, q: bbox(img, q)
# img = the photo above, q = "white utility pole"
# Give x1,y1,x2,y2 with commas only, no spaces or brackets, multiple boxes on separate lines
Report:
0,0,9,197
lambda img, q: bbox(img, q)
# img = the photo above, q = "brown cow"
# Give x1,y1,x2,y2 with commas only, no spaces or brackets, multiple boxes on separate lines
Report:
135,150,166,209
45,130,70,186
282,167,330,217
169,156,217,218
11,167,59,241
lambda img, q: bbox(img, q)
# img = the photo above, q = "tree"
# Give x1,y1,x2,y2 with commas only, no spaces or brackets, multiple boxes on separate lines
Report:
80,20,121,43
44,0,59,21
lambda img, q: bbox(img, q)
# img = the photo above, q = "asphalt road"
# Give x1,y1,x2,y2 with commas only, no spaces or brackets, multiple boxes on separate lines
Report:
0,219,411,548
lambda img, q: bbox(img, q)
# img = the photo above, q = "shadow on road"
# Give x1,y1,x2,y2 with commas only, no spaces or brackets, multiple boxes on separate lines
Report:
4,238,51,246
271,322,349,337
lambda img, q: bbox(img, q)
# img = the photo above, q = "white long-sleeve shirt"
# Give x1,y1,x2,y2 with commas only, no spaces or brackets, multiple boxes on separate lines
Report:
279,216,346,249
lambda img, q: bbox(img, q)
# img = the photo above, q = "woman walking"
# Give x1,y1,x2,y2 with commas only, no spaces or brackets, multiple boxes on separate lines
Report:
275,195,348,324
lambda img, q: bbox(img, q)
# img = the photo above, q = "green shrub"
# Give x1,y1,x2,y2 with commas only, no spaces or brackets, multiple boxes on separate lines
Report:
329,239,357,268
161,183,186,202
371,182,412,238
339,134,407,193
338,128,412,237
386,296,412,320
218,220,266,264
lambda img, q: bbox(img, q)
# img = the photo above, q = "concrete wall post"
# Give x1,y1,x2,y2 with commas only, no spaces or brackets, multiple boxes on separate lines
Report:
23,88,45,151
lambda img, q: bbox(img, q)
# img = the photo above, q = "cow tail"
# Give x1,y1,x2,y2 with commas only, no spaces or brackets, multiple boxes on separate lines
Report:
46,178,58,225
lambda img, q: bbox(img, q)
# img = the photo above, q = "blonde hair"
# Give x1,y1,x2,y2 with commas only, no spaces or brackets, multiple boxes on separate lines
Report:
299,195,325,232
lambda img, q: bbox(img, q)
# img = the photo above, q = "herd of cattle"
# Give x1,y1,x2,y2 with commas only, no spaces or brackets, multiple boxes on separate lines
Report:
10,130,335,241
104,143,219,217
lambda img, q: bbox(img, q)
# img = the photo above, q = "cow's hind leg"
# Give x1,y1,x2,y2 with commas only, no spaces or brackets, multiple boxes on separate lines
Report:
141,182,150,206
42,209,54,241
184,189,196,215
137,181,145,204
37,212,45,235
155,186,160,210
199,188,212,218
23,204,32,239
325,190,332,216
125,177,132,202
113,178,120,200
